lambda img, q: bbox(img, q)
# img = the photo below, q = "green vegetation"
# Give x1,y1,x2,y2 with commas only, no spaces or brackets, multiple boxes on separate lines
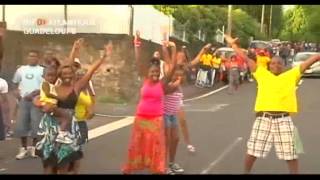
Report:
153,5,284,46
280,5,320,42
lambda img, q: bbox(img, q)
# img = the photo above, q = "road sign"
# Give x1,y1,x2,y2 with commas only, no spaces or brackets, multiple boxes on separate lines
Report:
216,29,224,44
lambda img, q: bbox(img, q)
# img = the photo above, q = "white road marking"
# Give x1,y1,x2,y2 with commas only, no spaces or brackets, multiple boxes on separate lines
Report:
1,85,230,170
95,113,128,118
184,85,229,102
90,86,229,139
185,104,229,112
88,116,134,140
200,137,243,174
95,85,229,118
90,86,230,140
0,168,6,172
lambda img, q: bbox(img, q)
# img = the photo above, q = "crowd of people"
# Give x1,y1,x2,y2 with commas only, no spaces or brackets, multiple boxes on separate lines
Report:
194,39,320,95
1,23,320,174
195,44,251,94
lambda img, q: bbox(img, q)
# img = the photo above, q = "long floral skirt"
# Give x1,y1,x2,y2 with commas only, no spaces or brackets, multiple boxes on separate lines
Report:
122,116,166,174
35,113,83,168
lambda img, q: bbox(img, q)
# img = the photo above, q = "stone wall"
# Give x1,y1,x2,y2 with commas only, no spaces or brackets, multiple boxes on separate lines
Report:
1,31,205,102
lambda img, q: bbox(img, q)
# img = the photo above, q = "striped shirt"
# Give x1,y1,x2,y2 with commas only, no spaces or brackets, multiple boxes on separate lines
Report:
164,88,183,115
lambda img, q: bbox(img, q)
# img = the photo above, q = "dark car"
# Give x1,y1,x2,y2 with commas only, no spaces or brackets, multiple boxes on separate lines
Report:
249,40,273,57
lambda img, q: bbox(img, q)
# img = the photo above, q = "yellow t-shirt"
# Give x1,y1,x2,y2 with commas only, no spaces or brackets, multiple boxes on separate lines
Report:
75,90,93,121
253,66,301,113
212,57,221,69
256,55,270,69
40,81,57,105
200,54,213,67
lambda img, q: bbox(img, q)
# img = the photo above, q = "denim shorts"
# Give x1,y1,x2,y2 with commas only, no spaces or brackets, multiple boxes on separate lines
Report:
164,114,178,128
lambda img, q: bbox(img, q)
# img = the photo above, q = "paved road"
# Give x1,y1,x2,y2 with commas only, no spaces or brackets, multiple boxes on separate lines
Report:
1,78,320,174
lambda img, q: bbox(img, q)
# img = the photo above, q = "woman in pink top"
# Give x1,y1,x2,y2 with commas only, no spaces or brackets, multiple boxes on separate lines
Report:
122,31,176,174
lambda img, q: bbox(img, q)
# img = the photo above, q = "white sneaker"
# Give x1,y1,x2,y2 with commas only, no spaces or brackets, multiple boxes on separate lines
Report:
169,163,184,173
166,168,175,175
55,131,73,144
28,146,38,158
16,147,30,160
187,144,196,153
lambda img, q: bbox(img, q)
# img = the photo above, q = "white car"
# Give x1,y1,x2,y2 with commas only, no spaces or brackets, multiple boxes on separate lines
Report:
215,47,247,58
292,52,320,77
216,47,235,58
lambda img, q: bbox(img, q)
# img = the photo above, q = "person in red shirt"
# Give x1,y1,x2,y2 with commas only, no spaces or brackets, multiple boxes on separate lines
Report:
235,54,247,84
264,48,271,58
225,54,241,94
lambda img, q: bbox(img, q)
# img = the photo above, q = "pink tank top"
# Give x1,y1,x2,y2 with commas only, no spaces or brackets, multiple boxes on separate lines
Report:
136,80,164,118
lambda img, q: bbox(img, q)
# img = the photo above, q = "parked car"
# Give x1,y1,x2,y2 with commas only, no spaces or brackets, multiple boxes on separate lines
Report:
292,52,320,77
249,40,273,57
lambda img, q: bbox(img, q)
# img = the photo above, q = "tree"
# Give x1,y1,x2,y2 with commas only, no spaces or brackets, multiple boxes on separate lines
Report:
232,8,266,47
153,5,177,15
234,5,283,38
153,5,269,46
280,5,308,42
301,5,320,42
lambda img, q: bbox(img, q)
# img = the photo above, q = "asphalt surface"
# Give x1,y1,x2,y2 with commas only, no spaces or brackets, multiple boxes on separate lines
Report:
1,78,320,174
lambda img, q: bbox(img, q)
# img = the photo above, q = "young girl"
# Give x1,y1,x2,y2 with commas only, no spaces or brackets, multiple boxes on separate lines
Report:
161,46,196,155
68,68,95,174
163,66,185,175
122,31,175,174
174,45,213,154
36,66,74,144
74,68,95,145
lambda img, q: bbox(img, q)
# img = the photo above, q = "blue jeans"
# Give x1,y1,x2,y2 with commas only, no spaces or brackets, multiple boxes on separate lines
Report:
164,114,178,128
14,99,43,138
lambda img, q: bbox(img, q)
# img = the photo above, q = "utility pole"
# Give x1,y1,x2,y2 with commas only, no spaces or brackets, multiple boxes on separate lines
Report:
129,5,134,36
260,5,265,33
2,5,5,22
227,5,232,36
269,5,272,39
64,5,68,30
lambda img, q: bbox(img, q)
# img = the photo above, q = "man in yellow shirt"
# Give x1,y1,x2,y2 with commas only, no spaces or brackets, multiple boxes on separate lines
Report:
212,52,222,84
225,34,320,174
198,50,214,87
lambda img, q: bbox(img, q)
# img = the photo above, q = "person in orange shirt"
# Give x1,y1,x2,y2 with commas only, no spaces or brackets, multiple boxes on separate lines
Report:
225,54,241,94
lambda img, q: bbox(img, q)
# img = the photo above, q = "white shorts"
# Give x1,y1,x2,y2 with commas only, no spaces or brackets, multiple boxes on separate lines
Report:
247,114,298,160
